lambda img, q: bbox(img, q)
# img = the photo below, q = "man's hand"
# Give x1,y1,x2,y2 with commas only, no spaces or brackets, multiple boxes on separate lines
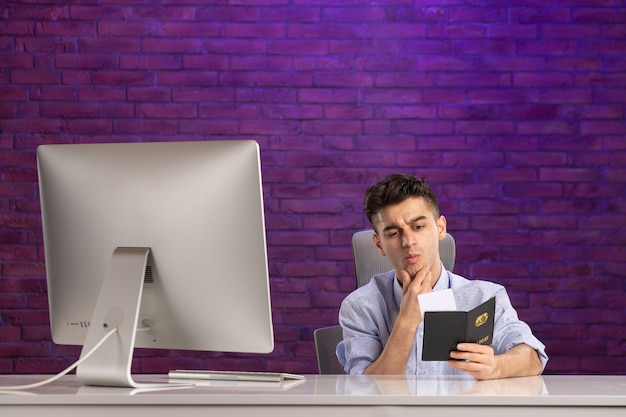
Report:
448,343,543,380
448,343,498,380
397,267,432,322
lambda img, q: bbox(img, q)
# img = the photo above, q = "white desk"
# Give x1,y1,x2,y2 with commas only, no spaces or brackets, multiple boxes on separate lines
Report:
1,374,624,417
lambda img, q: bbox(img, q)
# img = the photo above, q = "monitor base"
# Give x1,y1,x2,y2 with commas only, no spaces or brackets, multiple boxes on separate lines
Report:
76,247,170,388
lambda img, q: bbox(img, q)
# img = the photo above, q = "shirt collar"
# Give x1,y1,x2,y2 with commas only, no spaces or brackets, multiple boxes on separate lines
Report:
393,263,449,307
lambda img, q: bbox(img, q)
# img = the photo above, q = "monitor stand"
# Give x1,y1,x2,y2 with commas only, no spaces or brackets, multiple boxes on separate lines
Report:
76,247,189,388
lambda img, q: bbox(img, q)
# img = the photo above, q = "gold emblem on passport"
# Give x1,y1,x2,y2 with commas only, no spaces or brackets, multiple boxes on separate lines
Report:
475,312,489,327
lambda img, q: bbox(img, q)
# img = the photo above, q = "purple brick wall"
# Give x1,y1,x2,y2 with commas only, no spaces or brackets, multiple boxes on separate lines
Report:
1,1,625,376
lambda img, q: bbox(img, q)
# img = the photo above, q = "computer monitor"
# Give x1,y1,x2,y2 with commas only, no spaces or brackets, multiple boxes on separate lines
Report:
36,140,274,388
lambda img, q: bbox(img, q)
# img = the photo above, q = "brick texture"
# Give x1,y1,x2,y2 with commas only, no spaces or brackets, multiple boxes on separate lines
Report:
0,1,624,376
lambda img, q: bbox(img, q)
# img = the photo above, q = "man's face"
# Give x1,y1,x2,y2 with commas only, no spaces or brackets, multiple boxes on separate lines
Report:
372,197,447,283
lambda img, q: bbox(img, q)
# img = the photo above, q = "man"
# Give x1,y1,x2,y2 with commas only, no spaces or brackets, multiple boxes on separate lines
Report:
337,174,548,379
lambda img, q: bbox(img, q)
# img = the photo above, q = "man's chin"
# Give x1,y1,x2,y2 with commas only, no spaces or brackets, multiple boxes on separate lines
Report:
405,265,426,280
405,261,437,280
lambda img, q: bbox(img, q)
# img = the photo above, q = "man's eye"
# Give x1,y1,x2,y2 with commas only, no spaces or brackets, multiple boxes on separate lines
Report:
413,225,423,230
385,231,398,237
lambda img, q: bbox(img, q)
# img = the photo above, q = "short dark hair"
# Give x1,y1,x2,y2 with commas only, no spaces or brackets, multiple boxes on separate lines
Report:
364,174,440,228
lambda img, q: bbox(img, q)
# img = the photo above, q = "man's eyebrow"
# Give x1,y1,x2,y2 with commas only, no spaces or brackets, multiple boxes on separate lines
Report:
381,215,428,233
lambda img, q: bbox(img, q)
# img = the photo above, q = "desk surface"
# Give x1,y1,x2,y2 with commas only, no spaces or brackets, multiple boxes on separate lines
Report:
0,374,624,417
0,374,625,404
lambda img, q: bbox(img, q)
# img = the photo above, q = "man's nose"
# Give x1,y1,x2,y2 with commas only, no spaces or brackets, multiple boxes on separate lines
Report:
402,233,415,247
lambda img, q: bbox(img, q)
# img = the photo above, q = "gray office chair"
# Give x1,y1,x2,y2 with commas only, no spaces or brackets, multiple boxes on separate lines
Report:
313,230,457,374
313,326,345,374
351,229,456,288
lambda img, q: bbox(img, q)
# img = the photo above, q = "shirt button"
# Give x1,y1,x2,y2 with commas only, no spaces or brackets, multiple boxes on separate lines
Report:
419,371,425,376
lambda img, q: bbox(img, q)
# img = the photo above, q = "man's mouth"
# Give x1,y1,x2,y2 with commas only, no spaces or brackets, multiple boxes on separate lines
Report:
406,253,420,264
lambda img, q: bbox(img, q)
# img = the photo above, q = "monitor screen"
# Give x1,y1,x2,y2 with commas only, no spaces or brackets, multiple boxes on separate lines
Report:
37,140,274,388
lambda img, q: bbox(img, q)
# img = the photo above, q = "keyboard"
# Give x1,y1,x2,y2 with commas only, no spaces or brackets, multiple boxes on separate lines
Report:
168,369,304,383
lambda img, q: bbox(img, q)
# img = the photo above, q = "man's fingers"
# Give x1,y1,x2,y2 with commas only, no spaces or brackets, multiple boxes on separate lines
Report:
401,268,433,302
412,268,432,293
399,270,411,292
421,269,432,291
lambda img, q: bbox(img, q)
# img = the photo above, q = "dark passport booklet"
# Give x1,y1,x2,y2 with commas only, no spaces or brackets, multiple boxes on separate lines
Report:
422,296,496,361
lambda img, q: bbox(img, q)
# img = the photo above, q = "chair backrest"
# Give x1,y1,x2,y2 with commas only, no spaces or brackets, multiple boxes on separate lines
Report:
313,325,345,374
351,229,456,288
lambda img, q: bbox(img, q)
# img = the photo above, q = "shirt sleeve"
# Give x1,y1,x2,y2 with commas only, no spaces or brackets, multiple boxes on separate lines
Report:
336,293,387,375
492,288,549,371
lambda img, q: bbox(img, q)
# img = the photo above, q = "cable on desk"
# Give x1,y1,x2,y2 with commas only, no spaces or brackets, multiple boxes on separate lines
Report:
0,327,118,391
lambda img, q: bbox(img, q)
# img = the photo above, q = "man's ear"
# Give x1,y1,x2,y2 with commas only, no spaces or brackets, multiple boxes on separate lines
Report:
372,232,386,256
437,215,447,240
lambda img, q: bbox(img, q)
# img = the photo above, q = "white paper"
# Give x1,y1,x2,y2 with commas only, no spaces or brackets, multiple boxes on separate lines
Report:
417,289,457,321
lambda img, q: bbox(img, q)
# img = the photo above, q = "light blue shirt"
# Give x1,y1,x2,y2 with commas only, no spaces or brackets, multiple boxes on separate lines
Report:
337,266,548,375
